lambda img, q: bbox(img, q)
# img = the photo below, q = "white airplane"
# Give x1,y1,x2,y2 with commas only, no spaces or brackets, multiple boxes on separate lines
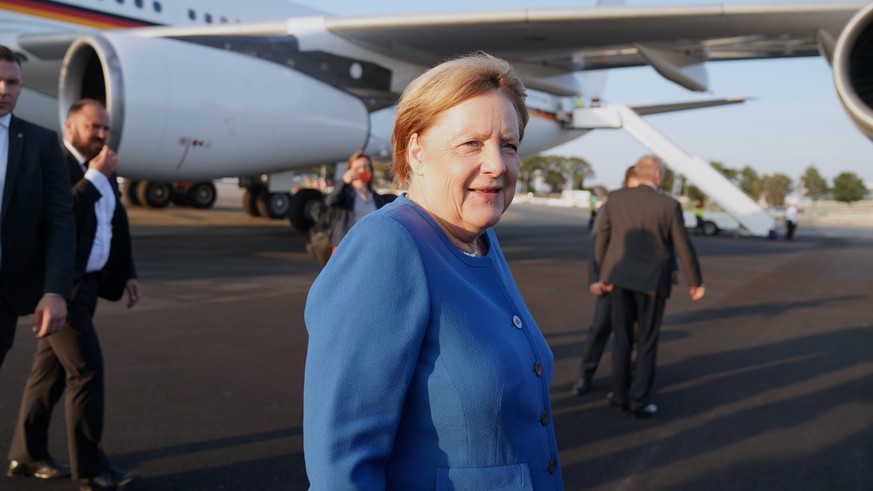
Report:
2,0,872,233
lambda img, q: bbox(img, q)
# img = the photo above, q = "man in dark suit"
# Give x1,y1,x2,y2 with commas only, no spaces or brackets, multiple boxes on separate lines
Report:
7,99,141,490
0,45,74,371
590,155,705,417
572,165,640,396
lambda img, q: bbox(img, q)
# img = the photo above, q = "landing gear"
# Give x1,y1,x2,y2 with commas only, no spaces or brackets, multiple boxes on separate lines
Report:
242,188,261,217
288,188,324,232
239,179,293,219
126,181,217,209
136,181,172,208
124,180,142,206
256,191,291,219
238,173,325,229
185,182,217,209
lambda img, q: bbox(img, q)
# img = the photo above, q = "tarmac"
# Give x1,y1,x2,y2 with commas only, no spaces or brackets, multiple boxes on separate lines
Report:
0,185,871,490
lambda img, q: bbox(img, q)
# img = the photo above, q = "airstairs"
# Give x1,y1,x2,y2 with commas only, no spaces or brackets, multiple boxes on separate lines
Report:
571,104,775,237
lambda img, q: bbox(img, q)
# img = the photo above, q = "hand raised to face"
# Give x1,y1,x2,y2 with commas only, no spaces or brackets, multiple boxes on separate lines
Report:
89,145,118,177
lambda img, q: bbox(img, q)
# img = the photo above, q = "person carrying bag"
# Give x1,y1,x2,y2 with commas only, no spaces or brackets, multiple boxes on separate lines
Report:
306,151,389,266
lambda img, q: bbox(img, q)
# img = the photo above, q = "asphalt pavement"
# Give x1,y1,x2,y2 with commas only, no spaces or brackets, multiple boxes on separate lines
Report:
0,196,870,491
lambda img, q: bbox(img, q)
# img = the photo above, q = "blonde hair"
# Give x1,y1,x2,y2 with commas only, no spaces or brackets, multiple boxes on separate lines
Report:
391,52,527,186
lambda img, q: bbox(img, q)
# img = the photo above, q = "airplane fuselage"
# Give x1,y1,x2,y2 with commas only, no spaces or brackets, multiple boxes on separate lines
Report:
0,0,585,181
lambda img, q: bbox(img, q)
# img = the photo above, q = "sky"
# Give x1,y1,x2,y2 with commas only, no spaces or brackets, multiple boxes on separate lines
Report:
290,0,872,192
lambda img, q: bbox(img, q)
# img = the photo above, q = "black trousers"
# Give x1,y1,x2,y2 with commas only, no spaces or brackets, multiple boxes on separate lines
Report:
610,286,666,411
579,293,612,381
786,221,797,240
0,292,18,370
8,274,108,479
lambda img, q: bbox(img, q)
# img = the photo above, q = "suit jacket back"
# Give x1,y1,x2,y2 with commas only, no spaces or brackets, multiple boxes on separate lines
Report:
592,185,702,298
0,116,75,314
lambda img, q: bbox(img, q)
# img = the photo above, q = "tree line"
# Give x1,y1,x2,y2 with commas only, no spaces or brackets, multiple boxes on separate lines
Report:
519,155,869,206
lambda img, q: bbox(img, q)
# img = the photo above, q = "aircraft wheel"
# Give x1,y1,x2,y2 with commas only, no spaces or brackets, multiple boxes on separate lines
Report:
187,182,217,209
242,189,261,217
125,180,142,206
136,181,172,208
703,221,720,236
256,191,291,219
288,188,324,232
171,192,188,206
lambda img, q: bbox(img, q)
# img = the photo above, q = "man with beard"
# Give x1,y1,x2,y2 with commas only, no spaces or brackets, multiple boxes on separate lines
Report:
7,99,141,490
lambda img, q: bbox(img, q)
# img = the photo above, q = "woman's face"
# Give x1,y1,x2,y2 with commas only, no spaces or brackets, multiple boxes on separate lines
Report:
407,91,520,238
349,156,372,184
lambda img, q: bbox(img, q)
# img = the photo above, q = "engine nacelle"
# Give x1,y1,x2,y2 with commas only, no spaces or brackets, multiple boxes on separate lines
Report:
59,33,370,180
833,1,873,142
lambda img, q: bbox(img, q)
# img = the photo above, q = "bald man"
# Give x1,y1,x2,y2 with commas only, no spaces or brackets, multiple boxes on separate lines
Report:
589,155,704,417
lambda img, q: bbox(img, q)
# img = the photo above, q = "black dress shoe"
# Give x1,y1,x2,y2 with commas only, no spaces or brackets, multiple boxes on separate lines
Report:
79,467,141,490
606,392,629,411
630,403,658,418
570,377,592,396
6,457,72,479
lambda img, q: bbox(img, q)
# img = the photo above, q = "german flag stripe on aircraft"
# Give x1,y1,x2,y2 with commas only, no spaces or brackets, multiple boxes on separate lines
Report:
0,0,155,29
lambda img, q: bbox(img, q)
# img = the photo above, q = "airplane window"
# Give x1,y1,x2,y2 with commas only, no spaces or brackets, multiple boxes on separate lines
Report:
116,0,123,4
134,0,143,8
153,1,161,13
188,9,195,20
220,16,228,23
204,13,212,23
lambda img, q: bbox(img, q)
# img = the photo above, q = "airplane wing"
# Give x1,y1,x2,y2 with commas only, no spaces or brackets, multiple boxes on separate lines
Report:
322,3,857,67
19,2,864,96
10,1,873,199
316,2,863,93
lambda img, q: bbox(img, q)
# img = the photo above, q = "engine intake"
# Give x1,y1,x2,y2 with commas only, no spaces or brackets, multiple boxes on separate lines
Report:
834,1,873,141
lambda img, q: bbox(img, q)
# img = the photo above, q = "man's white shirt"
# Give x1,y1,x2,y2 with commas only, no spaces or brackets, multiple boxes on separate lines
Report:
64,141,115,273
0,113,10,267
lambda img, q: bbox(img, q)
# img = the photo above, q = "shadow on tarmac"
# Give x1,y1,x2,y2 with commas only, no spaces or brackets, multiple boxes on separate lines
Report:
0,203,870,490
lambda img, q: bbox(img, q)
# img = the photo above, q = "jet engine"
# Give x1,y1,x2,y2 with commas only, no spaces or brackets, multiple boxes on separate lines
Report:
833,1,873,142
58,33,370,181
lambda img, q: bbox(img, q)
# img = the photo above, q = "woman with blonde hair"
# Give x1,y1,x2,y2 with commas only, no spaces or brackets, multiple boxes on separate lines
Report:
304,52,563,490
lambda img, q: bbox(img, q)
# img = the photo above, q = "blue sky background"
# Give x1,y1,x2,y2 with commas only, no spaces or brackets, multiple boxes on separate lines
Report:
290,0,872,192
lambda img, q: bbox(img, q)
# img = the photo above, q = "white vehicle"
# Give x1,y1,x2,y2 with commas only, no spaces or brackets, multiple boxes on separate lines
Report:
2,0,872,231
683,211,741,236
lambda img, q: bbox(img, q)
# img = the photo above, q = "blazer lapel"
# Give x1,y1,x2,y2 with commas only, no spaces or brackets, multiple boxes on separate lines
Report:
1,116,24,225
65,148,85,183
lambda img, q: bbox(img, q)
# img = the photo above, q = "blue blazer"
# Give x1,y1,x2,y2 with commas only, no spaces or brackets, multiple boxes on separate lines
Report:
304,196,563,490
